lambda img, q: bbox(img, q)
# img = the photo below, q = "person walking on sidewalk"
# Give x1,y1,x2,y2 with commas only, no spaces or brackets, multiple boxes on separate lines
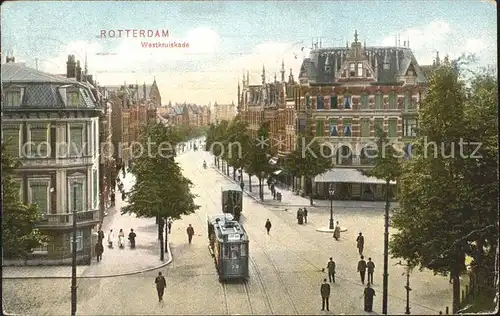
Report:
358,255,367,284
97,227,105,244
155,272,167,302
167,218,173,234
356,232,365,255
367,257,375,284
363,283,376,312
326,257,336,283
186,224,195,244
320,278,331,311
265,219,272,235
107,229,114,248
95,242,104,262
128,229,136,248
333,221,341,241
303,208,308,224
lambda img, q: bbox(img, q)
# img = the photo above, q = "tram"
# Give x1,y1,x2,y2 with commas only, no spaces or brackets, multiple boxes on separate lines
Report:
207,214,249,282
221,183,243,221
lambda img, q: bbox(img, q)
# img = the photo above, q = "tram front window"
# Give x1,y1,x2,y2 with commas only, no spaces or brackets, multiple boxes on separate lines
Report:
240,244,247,257
223,244,240,259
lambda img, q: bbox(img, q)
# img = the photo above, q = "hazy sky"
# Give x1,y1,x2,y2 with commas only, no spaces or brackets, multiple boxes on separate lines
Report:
1,0,496,105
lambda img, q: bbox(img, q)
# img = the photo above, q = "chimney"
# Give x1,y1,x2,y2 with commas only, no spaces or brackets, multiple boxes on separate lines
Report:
76,61,82,81
87,75,93,85
66,55,77,78
6,56,15,63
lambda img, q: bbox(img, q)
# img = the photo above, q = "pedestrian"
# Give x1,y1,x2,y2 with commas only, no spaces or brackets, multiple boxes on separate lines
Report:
97,227,105,244
356,232,365,255
297,208,304,225
167,218,173,234
265,219,272,235
155,272,167,302
333,221,341,241
326,257,336,283
364,283,376,312
320,278,330,311
303,207,308,224
118,229,125,248
128,228,136,248
107,229,114,248
95,242,104,262
186,224,195,244
367,257,375,284
358,255,367,284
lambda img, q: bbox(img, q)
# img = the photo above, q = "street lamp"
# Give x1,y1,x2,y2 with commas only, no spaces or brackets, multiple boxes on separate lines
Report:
328,184,335,230
71,182,81,316
396,260,412,314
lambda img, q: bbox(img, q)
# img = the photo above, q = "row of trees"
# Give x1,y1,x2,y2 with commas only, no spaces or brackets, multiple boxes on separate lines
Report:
367,60,498,313
121,122,200,257
205,117,333,204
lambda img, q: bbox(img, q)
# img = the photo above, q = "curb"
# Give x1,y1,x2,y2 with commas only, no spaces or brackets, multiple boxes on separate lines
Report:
2,242,173,280
316,227,348,233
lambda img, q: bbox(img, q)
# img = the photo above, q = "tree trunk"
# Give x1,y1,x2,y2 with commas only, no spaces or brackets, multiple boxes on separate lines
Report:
452,270,461,313
248,174,252,192
306,177,314,206
292,176,295,191
164,219,168,253
258,178,263,201
233,168,236,180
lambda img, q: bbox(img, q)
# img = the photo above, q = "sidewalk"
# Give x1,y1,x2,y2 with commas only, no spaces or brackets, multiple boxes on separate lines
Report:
2,172,172,279
213,163,393,209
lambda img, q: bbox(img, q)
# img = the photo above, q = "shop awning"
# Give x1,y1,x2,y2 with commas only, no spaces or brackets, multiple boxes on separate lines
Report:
273,170,282,175
314,168,396,184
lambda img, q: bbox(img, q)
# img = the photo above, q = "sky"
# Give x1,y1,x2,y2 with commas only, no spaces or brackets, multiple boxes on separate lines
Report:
1,0,497,105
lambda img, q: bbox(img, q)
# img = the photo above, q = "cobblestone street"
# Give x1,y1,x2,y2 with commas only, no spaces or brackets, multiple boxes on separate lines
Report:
2,149,457,315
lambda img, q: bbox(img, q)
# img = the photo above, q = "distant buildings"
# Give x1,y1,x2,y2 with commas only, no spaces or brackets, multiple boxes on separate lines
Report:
1,55,103,264
238,31,439,201
212,101,236,124
157,102,211,127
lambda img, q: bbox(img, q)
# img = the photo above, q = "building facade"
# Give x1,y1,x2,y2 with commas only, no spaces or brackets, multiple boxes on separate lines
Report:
1,56,102,264
159,103,211,127
295,31,432,200
212,102,236,124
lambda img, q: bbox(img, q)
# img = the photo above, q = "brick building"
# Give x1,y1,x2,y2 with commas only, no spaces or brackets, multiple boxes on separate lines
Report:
212,101,236,124
159,102,211,127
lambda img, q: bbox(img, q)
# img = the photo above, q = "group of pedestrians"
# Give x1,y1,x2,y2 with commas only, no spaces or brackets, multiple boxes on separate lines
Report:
94,227,137,262
319,232,377,313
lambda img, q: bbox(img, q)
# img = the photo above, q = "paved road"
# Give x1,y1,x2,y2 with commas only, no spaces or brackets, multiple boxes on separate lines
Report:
2,149,457,315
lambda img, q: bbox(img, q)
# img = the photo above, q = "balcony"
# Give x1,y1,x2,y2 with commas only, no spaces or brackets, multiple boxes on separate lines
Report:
36,210,100,230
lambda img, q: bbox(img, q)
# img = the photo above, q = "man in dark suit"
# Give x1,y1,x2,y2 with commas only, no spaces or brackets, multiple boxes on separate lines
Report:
155,272,167,302
320,278,331,311
358,255,367,284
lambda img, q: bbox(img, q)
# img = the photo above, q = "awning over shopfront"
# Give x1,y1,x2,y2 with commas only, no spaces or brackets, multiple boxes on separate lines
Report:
273,170,282,175
268,157,278,165
314,168,396,184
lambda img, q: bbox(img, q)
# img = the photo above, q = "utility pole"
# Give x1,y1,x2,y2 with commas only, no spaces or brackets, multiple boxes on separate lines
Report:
396,260,412,314
71,183,80,316
159,216,165,261
382,178,390,314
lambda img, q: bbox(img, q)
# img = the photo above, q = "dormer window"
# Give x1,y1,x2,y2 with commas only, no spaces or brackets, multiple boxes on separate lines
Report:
67,91,80,107
5,89,22,107
349,63,356,77
343,95,352,109
357,63,363,77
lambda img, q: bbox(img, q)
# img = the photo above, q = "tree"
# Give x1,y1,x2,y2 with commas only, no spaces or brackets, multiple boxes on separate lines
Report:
224,116,251,182
1,143,48,259
245,122,275,200
360,125,402,314
283,120,333,206
389,61,498,313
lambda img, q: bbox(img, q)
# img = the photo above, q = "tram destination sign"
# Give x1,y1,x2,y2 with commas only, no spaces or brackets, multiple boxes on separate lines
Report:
227,233,240,241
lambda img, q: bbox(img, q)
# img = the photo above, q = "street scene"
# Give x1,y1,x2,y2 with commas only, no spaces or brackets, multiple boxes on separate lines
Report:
1,1,498,316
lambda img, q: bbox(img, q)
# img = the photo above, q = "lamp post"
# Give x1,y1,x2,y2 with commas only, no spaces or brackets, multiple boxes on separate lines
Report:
328,184,335,230
396,260,412,314
71,182,80,316
158,212,165,261
382,179,390,314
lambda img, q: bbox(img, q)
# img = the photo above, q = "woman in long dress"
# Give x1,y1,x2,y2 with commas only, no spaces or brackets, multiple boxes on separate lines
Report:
118,229,125,248
108,229,114,248
333,221,341,240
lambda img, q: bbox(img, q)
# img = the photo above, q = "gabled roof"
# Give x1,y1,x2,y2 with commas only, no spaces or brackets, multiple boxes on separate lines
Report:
2,63,73,83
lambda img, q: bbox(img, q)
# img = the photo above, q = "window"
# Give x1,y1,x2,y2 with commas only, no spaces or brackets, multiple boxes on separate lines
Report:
28,125,49,157
240,243,247,256
403,119,417,137
298,119,306,132
93,169,98,209
316,94,324,110
349,63,356,77
357,63,363,77
68,179,85,212
360,119,370,137
5,90,21,107
360,94,369,109
343,95,352,109
67,91,80,107
70,230,84,252
330,95,338,109
388,119,398,137
342,119,352,137
316,120,324,136
29,180,50,216
69,125,84,156
2,125,21,157
305,94,310,108
230,244,240,259
328,119,338,136
375,93,383,109
374,118,384,132
389,92,397,109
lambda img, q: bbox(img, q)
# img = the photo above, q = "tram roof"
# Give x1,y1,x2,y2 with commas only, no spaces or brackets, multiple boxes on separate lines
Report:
209,216,249,242
221,183,243,192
